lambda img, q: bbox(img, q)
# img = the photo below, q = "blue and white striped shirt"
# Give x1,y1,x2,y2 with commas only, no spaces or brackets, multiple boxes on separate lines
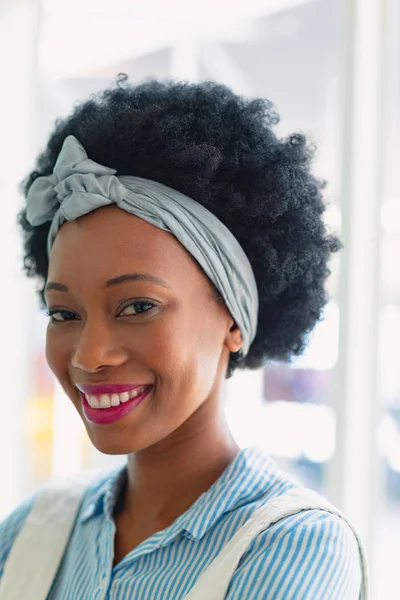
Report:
0,446,361,599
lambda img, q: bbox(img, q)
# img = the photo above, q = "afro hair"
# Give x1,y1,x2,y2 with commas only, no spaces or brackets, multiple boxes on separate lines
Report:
17,76,341,378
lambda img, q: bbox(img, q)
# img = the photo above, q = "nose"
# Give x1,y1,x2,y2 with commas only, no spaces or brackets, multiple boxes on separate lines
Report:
71,319,129,373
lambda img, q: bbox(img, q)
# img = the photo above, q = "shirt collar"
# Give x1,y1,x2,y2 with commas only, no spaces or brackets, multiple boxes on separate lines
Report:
79,446,286,541
180,446,286,540
79,462,127,524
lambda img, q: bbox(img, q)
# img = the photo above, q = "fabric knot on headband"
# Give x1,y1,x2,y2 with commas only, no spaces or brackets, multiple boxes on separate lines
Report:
26,136,128,227
26,135,259,357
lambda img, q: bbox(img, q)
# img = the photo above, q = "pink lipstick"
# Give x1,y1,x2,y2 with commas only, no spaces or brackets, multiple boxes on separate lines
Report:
79,385,153,425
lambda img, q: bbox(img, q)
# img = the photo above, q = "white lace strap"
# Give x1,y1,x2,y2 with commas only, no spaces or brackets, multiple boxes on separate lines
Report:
184,486,369,600
0,473,95,600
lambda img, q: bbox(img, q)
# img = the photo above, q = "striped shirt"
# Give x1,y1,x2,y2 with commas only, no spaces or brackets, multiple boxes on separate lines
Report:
0,446,361,599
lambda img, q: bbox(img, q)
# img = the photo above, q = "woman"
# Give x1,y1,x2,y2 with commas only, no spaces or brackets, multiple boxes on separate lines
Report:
0,78,368,599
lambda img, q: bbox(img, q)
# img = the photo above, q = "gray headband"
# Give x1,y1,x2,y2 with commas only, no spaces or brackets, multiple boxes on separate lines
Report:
25,135,259,356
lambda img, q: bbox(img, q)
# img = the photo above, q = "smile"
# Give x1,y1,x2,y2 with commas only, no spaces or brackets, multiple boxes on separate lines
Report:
80,385,153,425
83,386,149,409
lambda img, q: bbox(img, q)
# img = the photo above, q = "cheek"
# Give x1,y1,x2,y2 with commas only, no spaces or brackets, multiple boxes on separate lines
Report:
148,313,221,398
144,313,201,370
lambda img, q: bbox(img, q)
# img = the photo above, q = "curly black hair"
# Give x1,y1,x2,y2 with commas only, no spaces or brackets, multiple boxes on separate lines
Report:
17,76,341,379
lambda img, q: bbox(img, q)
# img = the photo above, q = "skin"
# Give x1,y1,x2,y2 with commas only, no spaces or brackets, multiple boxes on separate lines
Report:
45,205,243,564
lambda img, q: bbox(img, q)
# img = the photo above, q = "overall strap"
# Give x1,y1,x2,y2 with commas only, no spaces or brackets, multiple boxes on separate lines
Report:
0,473,95,600
184,486,369,600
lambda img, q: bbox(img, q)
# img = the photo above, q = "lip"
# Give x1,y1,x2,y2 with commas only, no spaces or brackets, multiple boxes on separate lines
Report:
80,386,152,425
76,383,151,395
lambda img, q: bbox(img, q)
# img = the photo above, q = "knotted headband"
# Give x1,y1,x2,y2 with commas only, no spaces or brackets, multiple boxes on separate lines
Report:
25,135,259,356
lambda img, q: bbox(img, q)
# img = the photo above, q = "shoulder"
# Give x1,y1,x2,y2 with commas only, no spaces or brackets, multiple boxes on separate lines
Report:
226,507,362,600
0,466,119,580
0,491,38,579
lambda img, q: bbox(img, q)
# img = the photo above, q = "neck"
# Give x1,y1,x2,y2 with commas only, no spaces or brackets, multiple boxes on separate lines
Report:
120,401,240,526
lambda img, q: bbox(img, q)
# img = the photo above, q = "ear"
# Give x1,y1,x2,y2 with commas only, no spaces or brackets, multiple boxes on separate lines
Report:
225,320,243,353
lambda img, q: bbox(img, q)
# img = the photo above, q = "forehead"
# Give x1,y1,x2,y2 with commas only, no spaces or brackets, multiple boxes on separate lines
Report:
48,205,203,288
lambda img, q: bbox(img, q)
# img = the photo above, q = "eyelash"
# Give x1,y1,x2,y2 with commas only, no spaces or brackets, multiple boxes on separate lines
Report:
45,300,156,323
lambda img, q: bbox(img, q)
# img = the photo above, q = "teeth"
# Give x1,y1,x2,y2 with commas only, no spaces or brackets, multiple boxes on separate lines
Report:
111,394,120,406
120,391,131,403
99,394,111,408
85,386,148,409
88,394,101,409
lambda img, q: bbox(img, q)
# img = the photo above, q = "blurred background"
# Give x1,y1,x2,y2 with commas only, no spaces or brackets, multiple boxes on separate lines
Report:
0,0,397,598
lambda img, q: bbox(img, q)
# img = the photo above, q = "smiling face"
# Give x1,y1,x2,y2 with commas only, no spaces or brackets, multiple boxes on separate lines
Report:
44,205,242,455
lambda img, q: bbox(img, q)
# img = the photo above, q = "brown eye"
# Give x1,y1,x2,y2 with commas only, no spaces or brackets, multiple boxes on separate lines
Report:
46,309,78,322
119,301,156,317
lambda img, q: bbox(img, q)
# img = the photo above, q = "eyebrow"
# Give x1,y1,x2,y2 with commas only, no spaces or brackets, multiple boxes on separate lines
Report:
45,272,170,294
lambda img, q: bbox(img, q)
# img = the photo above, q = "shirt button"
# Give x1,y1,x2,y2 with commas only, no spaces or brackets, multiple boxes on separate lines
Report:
99,578,107,590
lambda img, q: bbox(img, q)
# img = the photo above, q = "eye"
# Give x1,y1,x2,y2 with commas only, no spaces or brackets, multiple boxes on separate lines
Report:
45,300,156,323
119,300,156,317
45,309,78,323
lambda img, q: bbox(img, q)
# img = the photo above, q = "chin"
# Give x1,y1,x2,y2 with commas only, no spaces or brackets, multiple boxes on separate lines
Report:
85,428,156,456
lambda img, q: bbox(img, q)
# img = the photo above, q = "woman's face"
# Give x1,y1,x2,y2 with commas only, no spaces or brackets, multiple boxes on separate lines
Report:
45,206,242,455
